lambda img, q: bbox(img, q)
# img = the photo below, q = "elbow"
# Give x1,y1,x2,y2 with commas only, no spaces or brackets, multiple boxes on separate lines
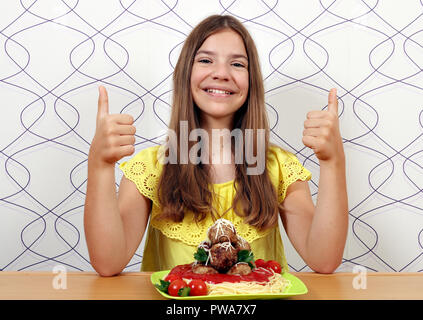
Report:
312,265,337,274
96,268,121,277
309,259,342,274
91,260,123,277
87,248,126,277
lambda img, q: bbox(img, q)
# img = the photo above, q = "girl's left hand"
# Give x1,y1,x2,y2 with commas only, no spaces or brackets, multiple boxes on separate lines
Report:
302,88,344,163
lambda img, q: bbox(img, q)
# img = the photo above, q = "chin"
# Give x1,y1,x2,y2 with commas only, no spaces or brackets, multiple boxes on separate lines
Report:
200,104,242,118
201,110,237,121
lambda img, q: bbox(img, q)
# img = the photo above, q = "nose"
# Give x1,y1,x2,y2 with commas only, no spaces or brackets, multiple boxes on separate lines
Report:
211,62,230,81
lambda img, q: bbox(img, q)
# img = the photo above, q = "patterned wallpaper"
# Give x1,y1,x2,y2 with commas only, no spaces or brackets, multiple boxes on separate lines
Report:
1,0,422,272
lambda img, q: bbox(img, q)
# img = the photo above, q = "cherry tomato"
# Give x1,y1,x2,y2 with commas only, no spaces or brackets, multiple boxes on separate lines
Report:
164,274,181,283
255,259,268,268
266,260,282,273
168,279,187,296
188,280,208,296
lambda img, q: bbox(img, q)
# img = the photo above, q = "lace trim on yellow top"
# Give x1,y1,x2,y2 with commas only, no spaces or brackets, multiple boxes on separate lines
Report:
119,145,311,246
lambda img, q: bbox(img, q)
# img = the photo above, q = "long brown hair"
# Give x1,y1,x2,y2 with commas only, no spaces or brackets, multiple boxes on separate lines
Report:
157,15,280,230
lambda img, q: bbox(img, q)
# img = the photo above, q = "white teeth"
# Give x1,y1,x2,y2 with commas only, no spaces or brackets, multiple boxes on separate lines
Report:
206,88,231,95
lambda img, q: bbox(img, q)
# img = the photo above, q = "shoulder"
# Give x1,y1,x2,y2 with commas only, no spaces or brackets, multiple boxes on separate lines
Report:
119,145,163,204
120,145,162,172
267,144,312,202
267,143,311,177
127,144,161,163
267,144,300,168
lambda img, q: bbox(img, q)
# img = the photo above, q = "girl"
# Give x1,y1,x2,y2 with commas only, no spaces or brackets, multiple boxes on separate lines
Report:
84,15,348,276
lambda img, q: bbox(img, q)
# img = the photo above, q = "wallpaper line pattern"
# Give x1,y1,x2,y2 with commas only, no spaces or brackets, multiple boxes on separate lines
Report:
1,0,422,272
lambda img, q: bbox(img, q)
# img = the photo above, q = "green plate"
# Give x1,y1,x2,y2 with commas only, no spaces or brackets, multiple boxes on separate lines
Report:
150,270,308,300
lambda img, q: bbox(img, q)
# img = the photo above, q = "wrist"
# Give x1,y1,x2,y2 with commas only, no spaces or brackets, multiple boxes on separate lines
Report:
88,152,116,171
318,153,345,170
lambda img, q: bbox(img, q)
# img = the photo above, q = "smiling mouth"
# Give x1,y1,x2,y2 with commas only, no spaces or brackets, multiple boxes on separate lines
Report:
204,88,234,95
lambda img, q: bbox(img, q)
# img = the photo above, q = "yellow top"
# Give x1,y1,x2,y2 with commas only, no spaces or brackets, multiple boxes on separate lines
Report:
119,145,311,272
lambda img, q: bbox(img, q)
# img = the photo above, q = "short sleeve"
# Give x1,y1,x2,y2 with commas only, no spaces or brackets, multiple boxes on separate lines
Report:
267,145,312,203
119,145,162,205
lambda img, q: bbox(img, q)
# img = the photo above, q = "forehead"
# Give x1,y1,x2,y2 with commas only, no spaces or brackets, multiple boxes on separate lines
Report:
197,28,247,57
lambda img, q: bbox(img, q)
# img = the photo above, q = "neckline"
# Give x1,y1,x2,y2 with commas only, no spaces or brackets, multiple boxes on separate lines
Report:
211,179,235,188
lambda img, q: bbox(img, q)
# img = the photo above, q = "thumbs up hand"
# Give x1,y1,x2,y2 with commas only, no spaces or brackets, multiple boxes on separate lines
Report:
89,86,136,166
302,88,344,163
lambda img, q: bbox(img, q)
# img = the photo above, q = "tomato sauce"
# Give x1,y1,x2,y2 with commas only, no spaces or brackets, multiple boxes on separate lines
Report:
168,264,273,284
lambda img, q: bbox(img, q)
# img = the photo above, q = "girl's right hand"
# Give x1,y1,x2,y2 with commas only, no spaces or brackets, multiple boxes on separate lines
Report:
89,86,136,166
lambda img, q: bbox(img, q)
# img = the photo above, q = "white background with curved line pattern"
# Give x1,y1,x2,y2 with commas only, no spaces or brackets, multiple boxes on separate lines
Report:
1,0,423,272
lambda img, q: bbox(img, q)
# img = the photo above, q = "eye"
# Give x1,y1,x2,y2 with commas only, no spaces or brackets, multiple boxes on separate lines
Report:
198,58,212,64
232,62,246,68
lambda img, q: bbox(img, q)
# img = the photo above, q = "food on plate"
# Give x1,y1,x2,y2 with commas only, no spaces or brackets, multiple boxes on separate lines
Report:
266,260,283,274
154,219,290,297
207,242,238,273
191,264,218,274
227,262,251,275
207,219,238,244
193,219,255,275
167,279,188,297
187,279,208,296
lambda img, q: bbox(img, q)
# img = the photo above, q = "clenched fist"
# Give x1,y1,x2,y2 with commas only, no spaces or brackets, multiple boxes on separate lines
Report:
302,88,344,163
89,86,136,166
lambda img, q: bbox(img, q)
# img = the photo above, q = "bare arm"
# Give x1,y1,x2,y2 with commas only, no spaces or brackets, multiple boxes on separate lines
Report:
280,88,348,274
280,164,348,273
84,86,150,276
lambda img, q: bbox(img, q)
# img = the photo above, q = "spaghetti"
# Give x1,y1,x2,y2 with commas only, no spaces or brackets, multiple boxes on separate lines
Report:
161,219,290,297
205,272,291,295
168,264,291,296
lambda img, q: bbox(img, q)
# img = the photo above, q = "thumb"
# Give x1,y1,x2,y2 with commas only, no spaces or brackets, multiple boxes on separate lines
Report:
327,88,338,115
97,85,109,118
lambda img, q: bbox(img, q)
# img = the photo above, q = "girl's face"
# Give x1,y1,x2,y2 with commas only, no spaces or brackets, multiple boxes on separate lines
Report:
190,28,249,128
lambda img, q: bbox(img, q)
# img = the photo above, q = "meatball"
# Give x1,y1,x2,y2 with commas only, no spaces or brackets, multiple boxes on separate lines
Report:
207,219,237,244
233,234,251,252
227,262,252,276
198,240,211,251
209,242,238,273
192,263,218,274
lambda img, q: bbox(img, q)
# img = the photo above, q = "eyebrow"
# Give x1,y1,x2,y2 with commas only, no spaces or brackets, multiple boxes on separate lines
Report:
195,50,248,61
